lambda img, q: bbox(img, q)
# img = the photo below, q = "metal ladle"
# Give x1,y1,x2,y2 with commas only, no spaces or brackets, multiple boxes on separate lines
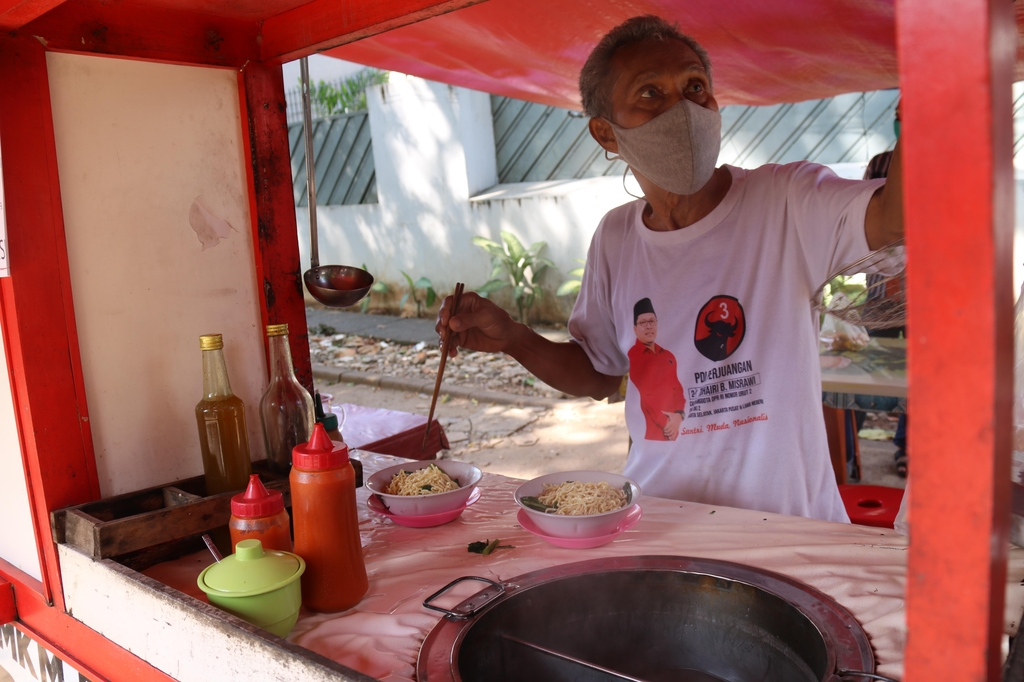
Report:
299,57,374,308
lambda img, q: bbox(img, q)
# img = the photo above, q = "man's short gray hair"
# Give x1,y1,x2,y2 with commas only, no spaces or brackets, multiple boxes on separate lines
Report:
578,15,712,120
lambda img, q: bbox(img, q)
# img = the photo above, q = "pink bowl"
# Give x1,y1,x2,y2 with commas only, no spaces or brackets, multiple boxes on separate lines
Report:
517,505,643,549
366,461,482,516
367,488,481,528
514,470,642,538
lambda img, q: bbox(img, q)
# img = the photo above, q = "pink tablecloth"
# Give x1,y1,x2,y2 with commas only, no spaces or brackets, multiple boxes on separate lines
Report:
148,453,1024,682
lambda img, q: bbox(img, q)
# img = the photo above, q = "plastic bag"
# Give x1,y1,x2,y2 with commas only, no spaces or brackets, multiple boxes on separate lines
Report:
893,481,909,536
819,312,870,352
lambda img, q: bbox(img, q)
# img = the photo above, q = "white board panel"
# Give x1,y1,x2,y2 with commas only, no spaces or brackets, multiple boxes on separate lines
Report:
0,327,42,582
46,53,267,496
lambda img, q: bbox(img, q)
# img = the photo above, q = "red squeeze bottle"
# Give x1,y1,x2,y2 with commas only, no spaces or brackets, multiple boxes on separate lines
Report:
228,474,293,553
290,423,368,612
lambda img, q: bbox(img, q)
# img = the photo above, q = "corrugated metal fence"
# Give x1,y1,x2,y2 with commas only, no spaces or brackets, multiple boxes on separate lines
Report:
491,90,901,183
288,112,377,206
288,84,1024,205
721,90,899,166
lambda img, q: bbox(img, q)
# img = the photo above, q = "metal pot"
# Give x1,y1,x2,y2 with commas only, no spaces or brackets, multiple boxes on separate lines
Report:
418,556,896,682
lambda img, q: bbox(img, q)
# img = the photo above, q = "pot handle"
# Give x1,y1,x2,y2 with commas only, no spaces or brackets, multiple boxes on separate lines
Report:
834,670,900,682
423,576,505,620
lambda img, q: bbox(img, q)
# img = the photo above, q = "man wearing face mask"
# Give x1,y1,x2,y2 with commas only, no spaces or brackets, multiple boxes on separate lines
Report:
437,15,903,522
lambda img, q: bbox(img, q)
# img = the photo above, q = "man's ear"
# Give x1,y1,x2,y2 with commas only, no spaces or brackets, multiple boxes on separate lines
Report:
588,117,619,154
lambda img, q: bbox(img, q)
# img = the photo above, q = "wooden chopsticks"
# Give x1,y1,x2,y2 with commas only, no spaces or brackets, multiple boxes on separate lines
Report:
423,282,464,449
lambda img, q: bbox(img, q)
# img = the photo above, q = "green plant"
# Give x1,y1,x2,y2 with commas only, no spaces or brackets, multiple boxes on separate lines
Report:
400,272,437,318
359,263,390,313
306,69,390,117
556,259,586,297
822,274,868,309
473,231,556,324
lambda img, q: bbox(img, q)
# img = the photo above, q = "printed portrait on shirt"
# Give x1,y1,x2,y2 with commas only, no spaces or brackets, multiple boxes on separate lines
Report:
693,295,746,362
627,298,688,441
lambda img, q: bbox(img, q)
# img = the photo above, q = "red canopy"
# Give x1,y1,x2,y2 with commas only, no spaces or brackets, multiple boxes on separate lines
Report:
327,0,1024,108
6,0,1023,107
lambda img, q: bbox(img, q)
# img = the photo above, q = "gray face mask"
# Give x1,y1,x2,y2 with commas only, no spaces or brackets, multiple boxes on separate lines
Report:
608,98,722,196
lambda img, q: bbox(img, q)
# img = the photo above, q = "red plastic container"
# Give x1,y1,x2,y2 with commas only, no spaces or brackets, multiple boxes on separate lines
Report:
290,424,368,612
228,474,293,553
839,484,905,529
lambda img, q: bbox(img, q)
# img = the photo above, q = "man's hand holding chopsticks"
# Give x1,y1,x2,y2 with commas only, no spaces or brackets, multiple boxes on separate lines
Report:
435,292,517,358
434,291,621,401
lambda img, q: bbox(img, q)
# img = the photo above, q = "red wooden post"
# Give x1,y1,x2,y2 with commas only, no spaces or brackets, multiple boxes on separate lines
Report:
19,0,258,68
898,0,1017,678
239,62,314,395
0,0,67,31
0,577,15,625
0,34,101,610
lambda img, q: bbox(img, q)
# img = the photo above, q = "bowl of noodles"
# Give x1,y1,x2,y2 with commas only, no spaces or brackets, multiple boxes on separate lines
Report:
366,461,482,517
514,470,641,539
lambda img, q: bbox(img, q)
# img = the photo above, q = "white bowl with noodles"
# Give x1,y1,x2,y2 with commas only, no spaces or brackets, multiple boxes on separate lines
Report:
514,470,641,539
366,461,482,516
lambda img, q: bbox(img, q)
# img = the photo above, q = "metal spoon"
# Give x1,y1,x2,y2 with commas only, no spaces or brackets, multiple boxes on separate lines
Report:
299,57,374,308
202,533,223,562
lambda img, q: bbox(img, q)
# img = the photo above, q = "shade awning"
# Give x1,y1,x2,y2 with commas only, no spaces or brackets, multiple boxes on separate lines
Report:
325,0,1024,108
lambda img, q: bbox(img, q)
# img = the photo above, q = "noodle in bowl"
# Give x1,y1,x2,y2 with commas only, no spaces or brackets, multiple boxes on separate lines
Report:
515,471,641,539
367,461,482,516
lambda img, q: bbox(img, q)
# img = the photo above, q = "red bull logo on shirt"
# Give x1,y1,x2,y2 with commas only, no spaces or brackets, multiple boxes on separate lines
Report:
694,295,746,361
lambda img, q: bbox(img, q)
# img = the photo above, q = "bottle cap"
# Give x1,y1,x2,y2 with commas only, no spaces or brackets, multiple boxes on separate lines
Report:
199,334,223,351
231,474,285,518
320,411,340,433
266,323,289,337
292,422,349,470
314,393,341,434
198,539,304,595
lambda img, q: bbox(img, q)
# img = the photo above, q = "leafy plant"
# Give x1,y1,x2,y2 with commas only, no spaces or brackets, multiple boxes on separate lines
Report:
556,259,586,297
400,272,437,318
822,274,868,309
473,231,556,325
305,69,390,117
359,263,390,313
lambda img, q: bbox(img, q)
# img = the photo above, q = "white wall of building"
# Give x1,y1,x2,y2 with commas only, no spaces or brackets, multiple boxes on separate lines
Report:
298,75,1024,306
47,54,267,497
0,329,43,582
295,75,634,296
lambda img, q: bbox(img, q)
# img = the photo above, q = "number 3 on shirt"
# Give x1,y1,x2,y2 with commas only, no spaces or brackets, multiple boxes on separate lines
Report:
694,295,746,362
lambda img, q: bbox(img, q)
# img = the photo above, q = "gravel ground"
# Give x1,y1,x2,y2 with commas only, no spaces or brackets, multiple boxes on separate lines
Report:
308,330,565,398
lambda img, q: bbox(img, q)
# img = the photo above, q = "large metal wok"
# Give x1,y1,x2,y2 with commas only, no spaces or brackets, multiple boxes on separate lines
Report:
418,556,894,682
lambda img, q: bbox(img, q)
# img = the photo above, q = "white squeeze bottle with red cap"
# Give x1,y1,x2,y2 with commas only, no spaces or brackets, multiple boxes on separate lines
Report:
290,423,367,612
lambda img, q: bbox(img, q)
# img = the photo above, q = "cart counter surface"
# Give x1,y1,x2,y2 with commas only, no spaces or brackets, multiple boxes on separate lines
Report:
132,453,1024,682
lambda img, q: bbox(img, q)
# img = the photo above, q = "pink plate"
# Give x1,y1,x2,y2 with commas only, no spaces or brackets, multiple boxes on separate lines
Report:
367,488,481,528
516,504,643,549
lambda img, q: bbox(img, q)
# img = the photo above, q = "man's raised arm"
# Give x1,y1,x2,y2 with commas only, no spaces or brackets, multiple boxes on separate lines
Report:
865,138,904,250
436,292,622,401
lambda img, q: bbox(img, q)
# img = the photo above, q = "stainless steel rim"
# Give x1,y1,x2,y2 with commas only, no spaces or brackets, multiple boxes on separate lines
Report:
417,555,876,682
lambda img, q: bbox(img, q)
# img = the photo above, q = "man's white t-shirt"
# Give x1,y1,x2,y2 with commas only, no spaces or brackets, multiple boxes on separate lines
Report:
568,162,886,522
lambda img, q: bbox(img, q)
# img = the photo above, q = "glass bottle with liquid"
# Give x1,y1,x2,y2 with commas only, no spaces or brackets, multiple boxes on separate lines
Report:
260,323,315,473
196,334,252,495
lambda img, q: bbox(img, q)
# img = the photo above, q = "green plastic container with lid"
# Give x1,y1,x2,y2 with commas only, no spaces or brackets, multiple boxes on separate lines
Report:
197,539,306,637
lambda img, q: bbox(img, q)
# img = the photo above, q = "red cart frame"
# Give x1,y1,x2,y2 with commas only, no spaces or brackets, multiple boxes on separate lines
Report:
0,0,1015,680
